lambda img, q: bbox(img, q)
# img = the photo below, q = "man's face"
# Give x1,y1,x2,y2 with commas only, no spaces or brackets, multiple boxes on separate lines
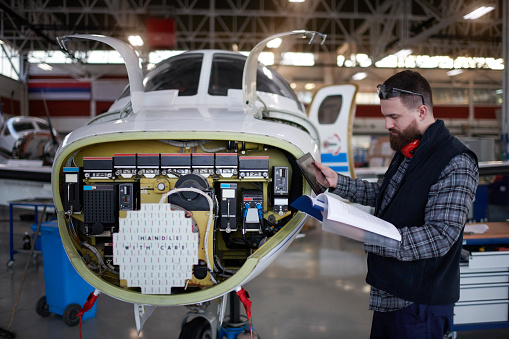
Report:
380,97,422,152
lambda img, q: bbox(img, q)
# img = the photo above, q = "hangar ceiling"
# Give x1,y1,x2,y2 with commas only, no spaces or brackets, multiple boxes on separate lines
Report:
0,0,504,88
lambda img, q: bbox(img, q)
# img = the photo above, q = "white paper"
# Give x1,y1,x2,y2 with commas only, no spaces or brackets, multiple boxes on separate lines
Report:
465,224,489,235
318,193,401,249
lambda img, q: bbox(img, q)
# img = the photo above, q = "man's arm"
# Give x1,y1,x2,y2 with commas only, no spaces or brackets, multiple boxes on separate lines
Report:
365,153,479,260
313,161,381,207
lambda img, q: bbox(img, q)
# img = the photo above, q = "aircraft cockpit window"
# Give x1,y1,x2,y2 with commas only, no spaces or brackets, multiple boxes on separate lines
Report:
144,54,203,96
117,86,130,100
318,95,343,124
257,67,301,105
208,54,244,96
36,121,50,131
13,122,36,132
209,54,301,109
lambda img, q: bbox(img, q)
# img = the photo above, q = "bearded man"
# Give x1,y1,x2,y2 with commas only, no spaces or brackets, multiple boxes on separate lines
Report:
312,70,479,339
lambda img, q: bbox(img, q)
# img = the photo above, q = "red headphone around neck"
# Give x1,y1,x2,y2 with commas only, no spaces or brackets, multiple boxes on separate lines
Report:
401,139,421,158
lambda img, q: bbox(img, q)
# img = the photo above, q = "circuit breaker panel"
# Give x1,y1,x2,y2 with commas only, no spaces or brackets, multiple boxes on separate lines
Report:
59,140,297,296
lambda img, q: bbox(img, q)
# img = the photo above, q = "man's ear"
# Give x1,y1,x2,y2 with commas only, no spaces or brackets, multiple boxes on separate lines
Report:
418,105,428,121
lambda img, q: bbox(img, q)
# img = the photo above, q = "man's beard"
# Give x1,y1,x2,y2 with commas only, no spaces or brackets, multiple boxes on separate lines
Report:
389,120,422,152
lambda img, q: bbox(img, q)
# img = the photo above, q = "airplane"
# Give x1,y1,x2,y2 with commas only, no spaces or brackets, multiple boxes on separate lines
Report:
50,31,357,337
0,107,62,206
0,115,61,165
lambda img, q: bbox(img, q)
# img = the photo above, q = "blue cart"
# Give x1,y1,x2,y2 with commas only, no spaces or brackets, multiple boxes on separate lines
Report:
32,221,97,326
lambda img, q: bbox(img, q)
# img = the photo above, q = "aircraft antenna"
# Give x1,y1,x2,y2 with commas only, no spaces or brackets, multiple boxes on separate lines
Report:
40,89,59,145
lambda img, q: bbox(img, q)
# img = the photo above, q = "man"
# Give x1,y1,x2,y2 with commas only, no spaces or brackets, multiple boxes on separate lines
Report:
313,70,479,338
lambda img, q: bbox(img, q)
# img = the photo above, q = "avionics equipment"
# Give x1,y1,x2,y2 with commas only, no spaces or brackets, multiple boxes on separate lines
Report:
114,153,137,178
241,189,264,231
273,166,289,216
83,156,113,179
219,183,237,232
63,167,82,213
137,153,160,178
161,153,191,177
239,156,269,178
83,184,118,235
60,146,295,295
215,153,238,178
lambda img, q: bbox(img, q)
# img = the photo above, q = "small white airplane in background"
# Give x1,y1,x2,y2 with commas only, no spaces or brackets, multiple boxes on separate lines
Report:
0,115,61,165
51,31,357,337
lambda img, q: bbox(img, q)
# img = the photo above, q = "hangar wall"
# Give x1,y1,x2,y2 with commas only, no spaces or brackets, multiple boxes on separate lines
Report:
25,77,127,133
0,75,23,117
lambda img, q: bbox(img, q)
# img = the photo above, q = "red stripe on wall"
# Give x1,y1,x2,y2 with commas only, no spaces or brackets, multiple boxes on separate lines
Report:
355,104,379,117
29,100,90,117
475,106,499,119
29,100,115,117
97,101,114,114
0,97,21,116
29,75,127,80
433,106,469,119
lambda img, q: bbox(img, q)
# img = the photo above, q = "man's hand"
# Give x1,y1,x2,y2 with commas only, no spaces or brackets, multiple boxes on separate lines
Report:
311,161,338,188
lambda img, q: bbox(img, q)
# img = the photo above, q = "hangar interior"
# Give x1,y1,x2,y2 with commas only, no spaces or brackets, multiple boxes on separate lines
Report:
0,1,509,338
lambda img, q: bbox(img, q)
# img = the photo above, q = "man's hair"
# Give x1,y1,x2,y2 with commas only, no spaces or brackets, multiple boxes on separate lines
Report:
383,70,433,110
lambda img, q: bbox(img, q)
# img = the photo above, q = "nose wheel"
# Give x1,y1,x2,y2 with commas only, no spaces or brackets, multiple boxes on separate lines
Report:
179,291,259,339
179,302,218,339
179,317,213,339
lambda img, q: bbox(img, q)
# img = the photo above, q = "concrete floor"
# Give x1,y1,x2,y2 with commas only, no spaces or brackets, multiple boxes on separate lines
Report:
1,205,508,338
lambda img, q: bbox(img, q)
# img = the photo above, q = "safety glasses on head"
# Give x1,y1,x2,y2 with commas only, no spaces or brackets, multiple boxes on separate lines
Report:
377,84,426,106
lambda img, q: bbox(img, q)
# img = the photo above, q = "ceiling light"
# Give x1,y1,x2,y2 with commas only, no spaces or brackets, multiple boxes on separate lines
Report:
463,6,495,20
304,83,315,90
128,35,144,47
280,52,315,66
352,72,367,81
394,49,412,58
446,69,463,77
267,38,282,49
289,0,305,2
37,63,53,71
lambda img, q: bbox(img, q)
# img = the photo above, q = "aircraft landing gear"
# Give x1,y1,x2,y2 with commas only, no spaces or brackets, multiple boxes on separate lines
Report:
179,302,218,339
179,291,259,339
218,291,258,339
179,317,213,339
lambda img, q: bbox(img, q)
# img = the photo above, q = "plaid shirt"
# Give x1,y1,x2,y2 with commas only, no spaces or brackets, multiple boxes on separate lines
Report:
331,152,478,312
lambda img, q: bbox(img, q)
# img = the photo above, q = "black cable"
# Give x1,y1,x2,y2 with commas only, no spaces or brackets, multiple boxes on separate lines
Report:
283,151,303,212
221,231,247,249
241,224,257,249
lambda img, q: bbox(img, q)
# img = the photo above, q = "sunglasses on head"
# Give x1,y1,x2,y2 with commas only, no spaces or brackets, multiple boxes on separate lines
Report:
377,84,426,106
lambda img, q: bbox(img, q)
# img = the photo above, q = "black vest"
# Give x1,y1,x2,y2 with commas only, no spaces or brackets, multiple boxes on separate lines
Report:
365,120,477,305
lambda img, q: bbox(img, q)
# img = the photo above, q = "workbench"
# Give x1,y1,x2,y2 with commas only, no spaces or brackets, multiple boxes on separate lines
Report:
451,221,509,331
8,197,55,268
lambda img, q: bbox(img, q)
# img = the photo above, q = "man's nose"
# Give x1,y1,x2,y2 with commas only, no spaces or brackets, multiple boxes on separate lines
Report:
385,118,394,130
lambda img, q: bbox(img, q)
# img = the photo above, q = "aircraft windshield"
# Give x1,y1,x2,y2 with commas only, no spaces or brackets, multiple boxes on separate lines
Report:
36,121,51,130
13,122,36,132
115,51,301,111
209,53,300,105
143,53,203,96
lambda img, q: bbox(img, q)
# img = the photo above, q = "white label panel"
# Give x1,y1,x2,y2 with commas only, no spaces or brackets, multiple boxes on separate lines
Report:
113,204,199,294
